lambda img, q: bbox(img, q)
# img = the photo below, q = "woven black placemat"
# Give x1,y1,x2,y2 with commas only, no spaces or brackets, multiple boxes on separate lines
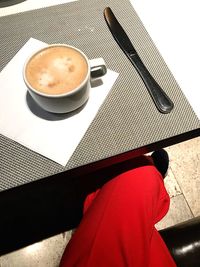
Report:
0,0,199,191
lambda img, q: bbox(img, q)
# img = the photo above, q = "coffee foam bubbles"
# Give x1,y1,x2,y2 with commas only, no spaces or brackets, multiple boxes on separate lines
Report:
38,70,54,88
25,46,88,95
53,57,72,69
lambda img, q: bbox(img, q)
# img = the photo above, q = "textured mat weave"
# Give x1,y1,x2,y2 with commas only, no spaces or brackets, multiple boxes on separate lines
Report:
0,0,199,191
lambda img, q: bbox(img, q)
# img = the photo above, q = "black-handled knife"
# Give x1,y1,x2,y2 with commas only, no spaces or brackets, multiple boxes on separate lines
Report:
104,7,174,114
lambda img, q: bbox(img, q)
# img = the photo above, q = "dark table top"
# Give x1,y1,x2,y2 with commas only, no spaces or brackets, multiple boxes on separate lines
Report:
0,0,199,255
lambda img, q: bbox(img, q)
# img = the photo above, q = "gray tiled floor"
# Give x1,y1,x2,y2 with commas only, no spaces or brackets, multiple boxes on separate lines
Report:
156,137,200,229
0,136,199,266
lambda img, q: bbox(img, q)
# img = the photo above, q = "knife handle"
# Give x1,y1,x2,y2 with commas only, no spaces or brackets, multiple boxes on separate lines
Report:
129,53,174,114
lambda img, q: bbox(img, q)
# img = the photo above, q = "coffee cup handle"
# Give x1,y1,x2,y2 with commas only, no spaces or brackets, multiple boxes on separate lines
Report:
89,58,107,79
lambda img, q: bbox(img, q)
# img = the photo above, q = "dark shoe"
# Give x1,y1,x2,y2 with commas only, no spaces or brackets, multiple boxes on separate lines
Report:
151,149,169,178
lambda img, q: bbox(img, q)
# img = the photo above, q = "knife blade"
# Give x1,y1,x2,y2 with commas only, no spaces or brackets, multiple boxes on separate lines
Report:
104,7,174,114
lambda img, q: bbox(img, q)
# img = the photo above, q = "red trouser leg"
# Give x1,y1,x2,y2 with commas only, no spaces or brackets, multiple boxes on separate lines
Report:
60,158,177,267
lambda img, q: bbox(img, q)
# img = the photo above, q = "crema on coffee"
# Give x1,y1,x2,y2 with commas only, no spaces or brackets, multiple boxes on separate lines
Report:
25,46,88,95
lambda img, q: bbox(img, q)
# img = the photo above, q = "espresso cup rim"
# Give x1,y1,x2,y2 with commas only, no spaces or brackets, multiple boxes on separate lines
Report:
23,44,90,98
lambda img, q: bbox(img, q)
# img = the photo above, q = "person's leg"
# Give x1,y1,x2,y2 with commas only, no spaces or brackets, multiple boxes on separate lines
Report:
60,156,176,267
149,228,176,266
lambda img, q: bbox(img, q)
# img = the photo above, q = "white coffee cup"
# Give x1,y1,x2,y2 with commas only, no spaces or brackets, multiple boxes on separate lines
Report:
23,44,107,113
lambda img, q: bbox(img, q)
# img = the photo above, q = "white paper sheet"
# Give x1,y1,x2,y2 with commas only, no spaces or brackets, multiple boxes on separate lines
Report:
0,38,119,166
130,0,200,120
